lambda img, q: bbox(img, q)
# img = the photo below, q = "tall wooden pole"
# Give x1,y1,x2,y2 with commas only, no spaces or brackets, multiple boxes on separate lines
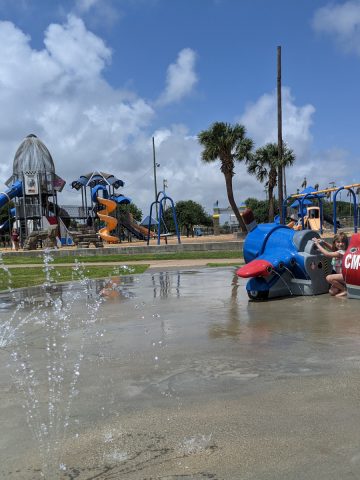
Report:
277,45,284,223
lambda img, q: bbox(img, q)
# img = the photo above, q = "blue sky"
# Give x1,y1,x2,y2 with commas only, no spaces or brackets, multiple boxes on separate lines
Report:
0,0,359,216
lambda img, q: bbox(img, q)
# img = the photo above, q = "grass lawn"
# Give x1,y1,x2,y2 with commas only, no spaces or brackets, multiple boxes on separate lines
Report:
0,264,149,291
2,250,243,265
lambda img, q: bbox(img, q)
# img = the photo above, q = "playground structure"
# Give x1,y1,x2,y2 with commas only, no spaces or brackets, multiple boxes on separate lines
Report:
283,183,360,234
287,205,322,231
0,135,181,249
0,134,66,247
71,171,179,245
237,182,360,300
71,171,129,245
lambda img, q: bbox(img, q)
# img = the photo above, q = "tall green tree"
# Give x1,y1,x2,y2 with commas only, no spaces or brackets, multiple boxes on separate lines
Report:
245,197,278,224
118,203,142,222
198,122,253,233
246,143,295,221
163,200,211,237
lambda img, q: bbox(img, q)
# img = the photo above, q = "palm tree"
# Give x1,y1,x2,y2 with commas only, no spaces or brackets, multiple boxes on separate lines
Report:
198,122,253,232
246,143,295,222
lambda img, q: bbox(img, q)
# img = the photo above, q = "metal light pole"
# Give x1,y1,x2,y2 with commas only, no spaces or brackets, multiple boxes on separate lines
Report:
152,137,159,220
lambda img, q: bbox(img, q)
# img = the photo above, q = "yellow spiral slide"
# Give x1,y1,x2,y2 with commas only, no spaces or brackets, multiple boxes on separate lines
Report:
97,197,119,243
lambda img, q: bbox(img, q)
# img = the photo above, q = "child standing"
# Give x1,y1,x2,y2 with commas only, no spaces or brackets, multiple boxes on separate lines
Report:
312,232,349,297
11,228,20,251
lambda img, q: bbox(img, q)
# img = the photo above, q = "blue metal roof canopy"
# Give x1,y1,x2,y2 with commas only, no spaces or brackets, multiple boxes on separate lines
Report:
290,186,326,208
71,171,124,190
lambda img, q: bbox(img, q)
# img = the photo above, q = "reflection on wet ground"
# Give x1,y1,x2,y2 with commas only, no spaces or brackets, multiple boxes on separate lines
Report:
1,267,360,479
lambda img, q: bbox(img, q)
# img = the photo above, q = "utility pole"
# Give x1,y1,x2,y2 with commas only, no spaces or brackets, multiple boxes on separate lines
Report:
277,45,284,223
152,136,159,220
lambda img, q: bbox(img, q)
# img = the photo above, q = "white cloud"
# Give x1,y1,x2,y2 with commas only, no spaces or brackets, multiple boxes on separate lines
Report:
0,16,204,216
0,15,155,203
240,87,315,157
238,87,323,196
44,15,111,80
238,86,360,197
110,125,217,215
156,48,198,106
124,125,267,214
301,148,351,186
312,1,360,55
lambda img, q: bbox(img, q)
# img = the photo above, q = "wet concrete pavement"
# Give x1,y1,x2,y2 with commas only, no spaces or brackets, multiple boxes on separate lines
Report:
1,267,360,479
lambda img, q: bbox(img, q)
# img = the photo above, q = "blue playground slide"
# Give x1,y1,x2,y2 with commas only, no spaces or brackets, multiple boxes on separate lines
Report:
0,180,22,209
119,218,148,240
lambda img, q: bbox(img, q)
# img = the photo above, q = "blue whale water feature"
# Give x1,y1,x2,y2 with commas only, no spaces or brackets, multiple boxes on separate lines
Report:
237,220,332,300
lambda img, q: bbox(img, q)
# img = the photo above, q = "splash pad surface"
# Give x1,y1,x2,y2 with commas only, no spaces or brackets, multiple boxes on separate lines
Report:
1,267,360,479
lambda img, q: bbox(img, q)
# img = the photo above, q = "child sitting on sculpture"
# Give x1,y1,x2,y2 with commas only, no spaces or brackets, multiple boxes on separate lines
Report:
312,232,349,297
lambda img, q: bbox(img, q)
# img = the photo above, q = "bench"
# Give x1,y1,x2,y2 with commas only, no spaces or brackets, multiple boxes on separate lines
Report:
159,233,173,244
